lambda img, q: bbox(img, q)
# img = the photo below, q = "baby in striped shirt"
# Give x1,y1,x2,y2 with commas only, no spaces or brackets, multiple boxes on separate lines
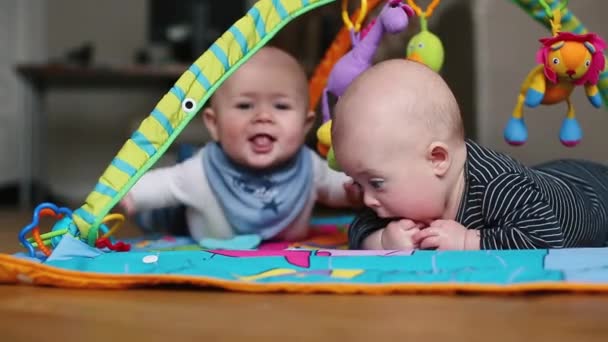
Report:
331,59,608,250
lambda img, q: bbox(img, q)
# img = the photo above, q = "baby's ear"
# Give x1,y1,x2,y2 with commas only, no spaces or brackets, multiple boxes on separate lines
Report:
202,107,220,141
304,110,316,132
427,142,451,177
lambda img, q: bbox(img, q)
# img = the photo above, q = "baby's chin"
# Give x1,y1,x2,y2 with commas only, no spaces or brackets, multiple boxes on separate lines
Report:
376,211,431,226
406,218,433,227
230,141,302,170
415,219,433,227
240,151,290,171
245,158,280,170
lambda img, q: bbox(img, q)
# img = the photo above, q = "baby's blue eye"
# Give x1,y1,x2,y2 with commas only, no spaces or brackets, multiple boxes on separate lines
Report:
236,102,253,110
275,103,291,110
369,178,384,189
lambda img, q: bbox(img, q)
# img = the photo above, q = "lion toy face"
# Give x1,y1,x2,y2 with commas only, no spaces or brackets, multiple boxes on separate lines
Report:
536,32,606,85
546,40,593,81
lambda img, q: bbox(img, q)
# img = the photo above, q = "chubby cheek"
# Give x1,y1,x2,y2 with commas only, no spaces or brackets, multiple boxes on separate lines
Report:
218,116,247,138
409,202,443,221
280,123,307,151
216,121,248,153
382,188,443,221
383,195,421,218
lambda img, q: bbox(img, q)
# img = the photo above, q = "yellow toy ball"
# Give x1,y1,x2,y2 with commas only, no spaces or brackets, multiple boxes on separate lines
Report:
316,120,332,147
316,120,332,157
315,120,340,170
406,30,444,73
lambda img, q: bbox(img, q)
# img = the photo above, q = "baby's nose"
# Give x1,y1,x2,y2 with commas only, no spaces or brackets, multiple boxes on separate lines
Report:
363,192,380,208
253,110,273,122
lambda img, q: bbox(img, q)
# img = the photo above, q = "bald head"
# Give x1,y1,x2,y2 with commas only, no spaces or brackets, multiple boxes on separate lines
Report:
332,59,464,149
246,46,307,81
211,46,309,107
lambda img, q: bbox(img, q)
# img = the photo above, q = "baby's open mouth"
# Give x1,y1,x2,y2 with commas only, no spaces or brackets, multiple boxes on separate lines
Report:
249,133,276,152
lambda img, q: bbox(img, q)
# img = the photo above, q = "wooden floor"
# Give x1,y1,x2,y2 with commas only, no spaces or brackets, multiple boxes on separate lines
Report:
2,209,608,341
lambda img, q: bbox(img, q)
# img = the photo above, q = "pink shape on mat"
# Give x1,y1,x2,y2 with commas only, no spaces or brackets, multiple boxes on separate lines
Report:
258,241,291,250
211,250,314,268
257,225,346,251
314,225,343,234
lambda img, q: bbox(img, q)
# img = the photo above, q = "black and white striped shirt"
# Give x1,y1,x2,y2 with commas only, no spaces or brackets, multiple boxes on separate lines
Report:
348,140,608,249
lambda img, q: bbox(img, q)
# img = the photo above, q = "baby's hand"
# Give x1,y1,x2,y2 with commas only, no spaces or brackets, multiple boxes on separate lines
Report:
343,179,364,208
382,219,424,249
413,220,480,250
361,219,425,250
116,194,136,217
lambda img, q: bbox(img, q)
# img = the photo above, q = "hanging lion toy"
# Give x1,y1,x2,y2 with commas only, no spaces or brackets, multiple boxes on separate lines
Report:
504,3,606,147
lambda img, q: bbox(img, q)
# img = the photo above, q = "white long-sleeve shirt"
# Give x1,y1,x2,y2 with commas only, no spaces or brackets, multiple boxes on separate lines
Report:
128,147,352,241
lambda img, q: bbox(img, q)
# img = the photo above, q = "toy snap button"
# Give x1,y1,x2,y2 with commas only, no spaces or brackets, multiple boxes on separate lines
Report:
142,255,159,264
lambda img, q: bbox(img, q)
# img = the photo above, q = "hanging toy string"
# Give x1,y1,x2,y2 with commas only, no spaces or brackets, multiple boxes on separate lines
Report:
406,0,440,30
537,0,568,36
342,0,368,32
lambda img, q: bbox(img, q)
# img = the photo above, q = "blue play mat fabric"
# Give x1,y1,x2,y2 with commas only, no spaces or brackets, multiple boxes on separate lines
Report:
3,220,608,293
